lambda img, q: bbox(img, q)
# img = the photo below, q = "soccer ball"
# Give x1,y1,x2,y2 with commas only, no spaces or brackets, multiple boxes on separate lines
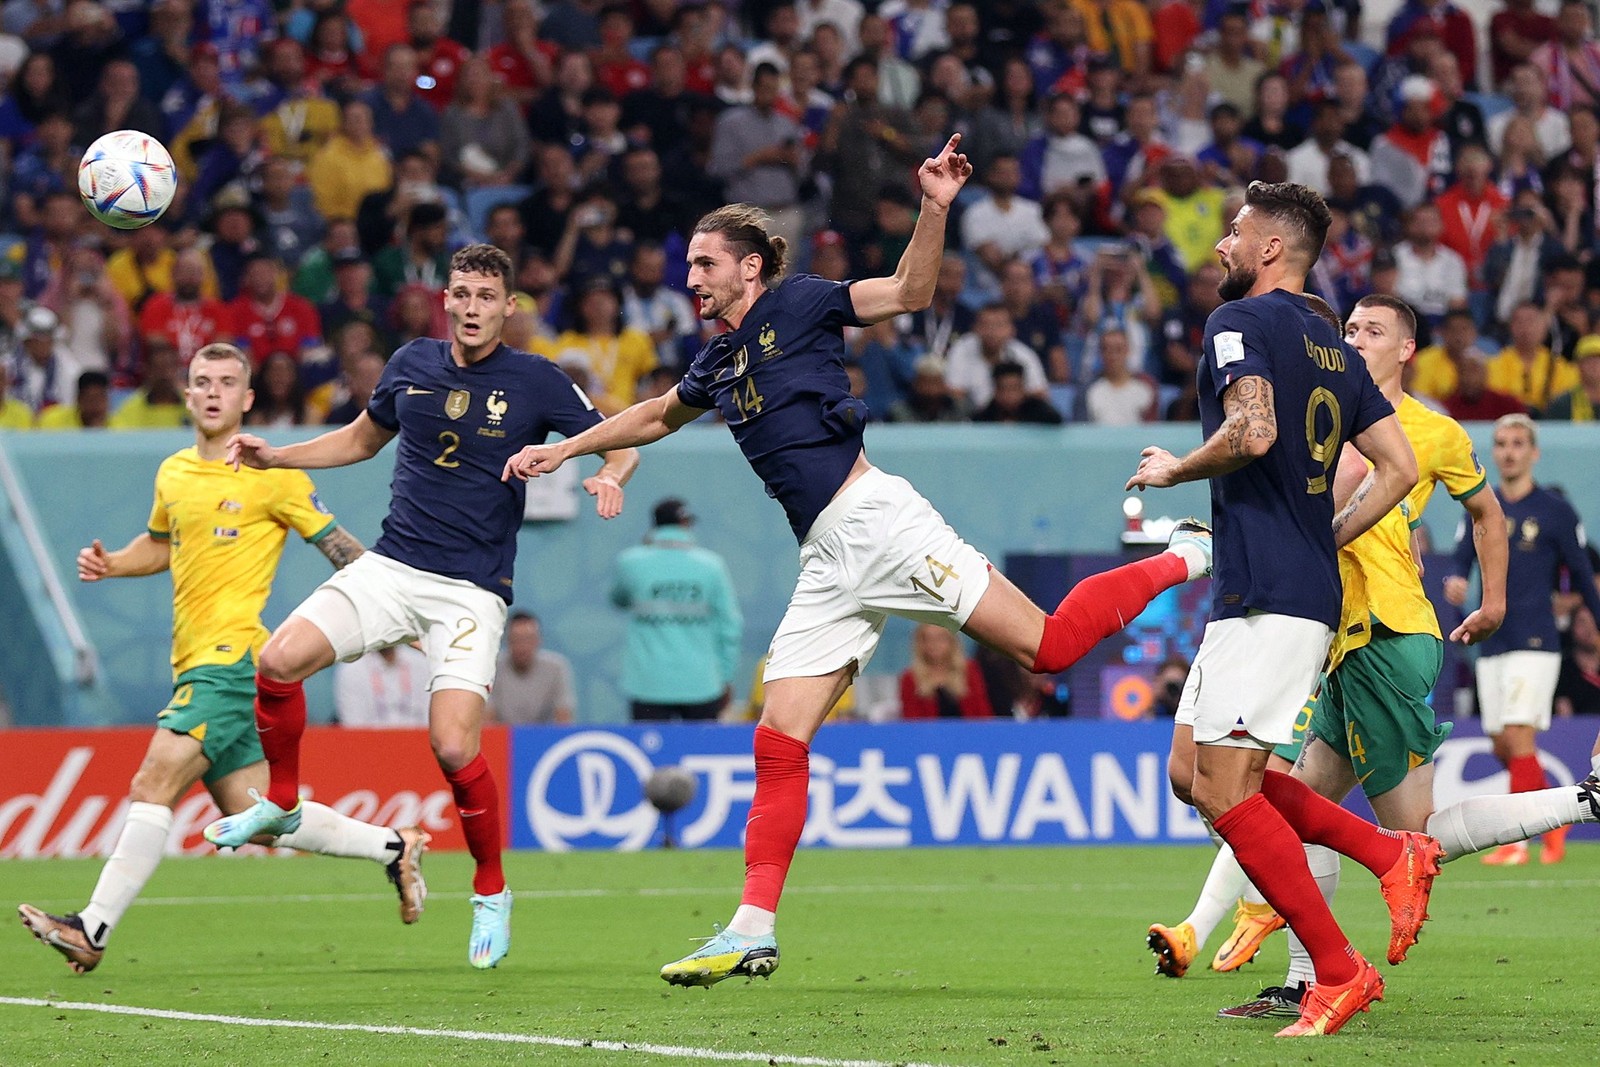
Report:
78,131,178,230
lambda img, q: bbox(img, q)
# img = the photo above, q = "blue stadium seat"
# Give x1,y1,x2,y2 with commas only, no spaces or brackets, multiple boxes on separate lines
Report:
1048,383,1078,421
464,185,531,242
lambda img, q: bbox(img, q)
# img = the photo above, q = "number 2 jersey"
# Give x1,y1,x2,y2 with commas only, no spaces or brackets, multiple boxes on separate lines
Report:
676,274,868,542
1199,288,1393,630
367,338,604,601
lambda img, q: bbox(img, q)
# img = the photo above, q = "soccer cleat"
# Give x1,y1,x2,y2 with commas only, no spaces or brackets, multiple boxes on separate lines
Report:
1379,831,1444,965
660,925,780,987
202,788,302,849
1480,842,1529,867
1276,954,1384,1037
1146,921,1198,978
1168,517,1214,579
1540,826,1568,865
1578,774,1600,820
1217,984,1308,1020
1211,899,1286,972
469,888,512,969
18,905,104,974
387,826,430,924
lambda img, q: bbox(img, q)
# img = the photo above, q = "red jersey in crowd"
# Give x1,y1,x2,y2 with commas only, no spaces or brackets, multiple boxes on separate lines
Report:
138,295,233,365
229,290,323,366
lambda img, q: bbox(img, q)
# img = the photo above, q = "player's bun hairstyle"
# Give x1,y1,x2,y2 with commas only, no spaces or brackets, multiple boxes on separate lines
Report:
1301,293,1342,333
1352,294,1419,341
192,342,252,382
693,204,789,285
449,243,515,286
1244,180,1333,265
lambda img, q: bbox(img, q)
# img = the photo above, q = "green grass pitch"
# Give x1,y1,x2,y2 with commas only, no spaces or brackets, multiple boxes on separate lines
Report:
2,845,1596,1065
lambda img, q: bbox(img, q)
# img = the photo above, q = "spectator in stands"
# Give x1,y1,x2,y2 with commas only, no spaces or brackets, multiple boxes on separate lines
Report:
1079,243,1162,380
293,218,361,305
109,338,184,429
372,201,450,300
998,257,1068,383
245,350,307,428
1079,55,1126,145
1491,63,1572,160
621,44,696,153
1370,75,1452,211
386,281,447,346
0,360,31,429
1083,325,1157,425
1436,145,1508,293
1105,93,1173,198
1488,303,1580,415
1308,203,1375,319
1281,5,1350,110
518,142,579,259
354,151,447,259
590,2,650,98
363,44,441,162
1393,203,1469,327
487,611,576,725
181,103,266,229
1030,191,1089,310
1443,351,1527,421
961,153,1049,284
257,155,324,269
20,191,78,300
486,1,557,114
1548,155,1597,261
552,186,633,285
1019,91,1105,202
899,623,992,720
1387,0,1478,89
1159,261,1221,391
857,12,919,110
1555,606,1600,716
551,275,656,415
945,302,1049,409
0,249,23,363
974,360,1063,425
1495,117,1550,203
818,58,919,239
1429,51,1485,159
797,0,864,53
709,44,751,107
1409,308,1487,403
50,1,125,102
484,203,528,266
307,318,383,421
255,39,340,170
1493,0,1560,89
888,353,969,423
1195,102,1258,189
615,147,692,246
846,316,917,420
1141,156,1224,274
41,241,129,379
137,248,231,366
708,62,807,249
72,57,159,144
1326,62,1383,154
440,55,531,191
36,368,108,430
1241,72,1303,153
573,88,628,182
8,110,76,232
747,2,804,80
323,350,385,425
163,43,223,158
1542,257,1590,360
965,54,1039,176
334,646,431,728
1544,336,1600,421
527,50,593,147
621,242,696,372
1286,100,1371,196
230,254,322,368
306,98,394,224
1531,0,1600,111
302,7,363,99
0,53,69,155
408,0,470,110
1202,10,1263,115
9,304,74,413
903,252,971,362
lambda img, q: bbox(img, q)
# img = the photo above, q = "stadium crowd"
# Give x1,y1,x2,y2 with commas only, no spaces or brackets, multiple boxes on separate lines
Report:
0,0,1598,432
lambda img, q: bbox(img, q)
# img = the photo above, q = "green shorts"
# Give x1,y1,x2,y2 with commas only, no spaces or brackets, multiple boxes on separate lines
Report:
157,657,264,785
1271,687,1319,766
1309,628,1449,797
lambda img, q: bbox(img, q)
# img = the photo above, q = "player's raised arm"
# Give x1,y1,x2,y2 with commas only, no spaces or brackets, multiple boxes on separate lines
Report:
1125,374,1277,490
502,387,706,482
227,412,396,471
848,134,973,325
1449,486,1508,644
1332,413,1418,548
77,534,170,581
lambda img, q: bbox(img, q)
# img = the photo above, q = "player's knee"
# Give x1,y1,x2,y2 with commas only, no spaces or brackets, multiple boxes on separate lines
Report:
258,633,316,683
430,735,478,773
1188,778,1243,824
128,762,182,807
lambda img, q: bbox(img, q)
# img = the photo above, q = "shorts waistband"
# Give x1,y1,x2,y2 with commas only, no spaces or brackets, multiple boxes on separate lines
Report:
803,466,893,547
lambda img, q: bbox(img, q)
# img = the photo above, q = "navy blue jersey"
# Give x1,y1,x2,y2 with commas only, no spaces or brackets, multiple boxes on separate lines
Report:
1451,485,1600,655
367,339,604,601
1199,289,1393,629
677,274,868,541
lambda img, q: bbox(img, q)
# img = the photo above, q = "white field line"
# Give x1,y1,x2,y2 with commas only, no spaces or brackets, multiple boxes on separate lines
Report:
0,997,960,1067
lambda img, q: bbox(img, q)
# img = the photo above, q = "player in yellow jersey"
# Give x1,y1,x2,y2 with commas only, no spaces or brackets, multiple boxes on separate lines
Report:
18,344,428,975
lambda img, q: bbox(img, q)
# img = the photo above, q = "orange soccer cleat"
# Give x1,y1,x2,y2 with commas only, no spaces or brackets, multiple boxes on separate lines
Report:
1480,842,1529,866
1146,921,1198,978
1379,831,1444,965
1211,899,1286,972
1275,953,1384,1037
1540,826,1568,865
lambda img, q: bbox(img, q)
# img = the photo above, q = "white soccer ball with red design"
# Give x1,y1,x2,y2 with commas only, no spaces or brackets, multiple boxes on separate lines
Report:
78,130,178,230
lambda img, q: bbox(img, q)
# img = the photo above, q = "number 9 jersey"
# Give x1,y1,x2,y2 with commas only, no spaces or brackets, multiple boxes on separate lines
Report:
1199,289,1393,630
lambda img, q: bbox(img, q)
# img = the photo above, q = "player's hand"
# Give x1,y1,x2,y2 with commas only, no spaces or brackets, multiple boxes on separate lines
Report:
77,539,111,582
1125,446,1182,490
502,443,567,482
584,474,624,519
1442,575,1469,607
226,433,276,471
1450,604,1504,645
917,133,973,211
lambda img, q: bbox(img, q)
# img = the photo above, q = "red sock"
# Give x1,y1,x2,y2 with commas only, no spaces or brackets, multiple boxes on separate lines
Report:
1031,554,1188,673
1508,754,1546,794
255,674,306,810
445,754,505,896
1261,769,1404,877
742,725,811,912
1213,792,1358,986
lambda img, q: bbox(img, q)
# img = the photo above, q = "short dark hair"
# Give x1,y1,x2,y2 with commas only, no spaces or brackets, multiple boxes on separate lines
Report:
1244,180,1332,264
77,370,110,393
509,610,539,625
991,360,1025,383
449,243,514,283
1352,294,1418,340
693,204,789,284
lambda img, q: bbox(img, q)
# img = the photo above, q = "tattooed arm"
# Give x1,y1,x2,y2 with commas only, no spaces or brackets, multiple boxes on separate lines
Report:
1125,375,1278,490
1447,483,1507,644
316,526,366,571
1331,413,1417,548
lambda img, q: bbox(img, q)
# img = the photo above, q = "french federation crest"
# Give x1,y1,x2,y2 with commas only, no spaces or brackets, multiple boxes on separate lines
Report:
445,389,470,419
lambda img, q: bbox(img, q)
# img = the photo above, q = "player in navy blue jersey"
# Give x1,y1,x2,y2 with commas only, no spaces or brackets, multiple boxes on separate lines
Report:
202,244,639,970
503,135,1216,987
1446,413,1600,865
1125,181,1443,1038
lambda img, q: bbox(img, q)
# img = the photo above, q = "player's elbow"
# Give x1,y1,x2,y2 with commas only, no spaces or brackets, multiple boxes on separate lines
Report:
1238,422,1276,459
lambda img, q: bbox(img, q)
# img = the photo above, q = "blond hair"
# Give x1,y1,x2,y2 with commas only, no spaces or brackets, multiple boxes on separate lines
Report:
191,342,252,382
693,204,789,284
1494,412,1538,447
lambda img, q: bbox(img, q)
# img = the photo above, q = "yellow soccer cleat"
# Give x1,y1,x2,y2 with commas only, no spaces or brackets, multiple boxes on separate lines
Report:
1211,899,1286,972
1146,921,1198,978
661,925,779,987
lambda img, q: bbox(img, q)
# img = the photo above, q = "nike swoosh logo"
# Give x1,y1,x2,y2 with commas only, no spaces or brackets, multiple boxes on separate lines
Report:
406,387,435,395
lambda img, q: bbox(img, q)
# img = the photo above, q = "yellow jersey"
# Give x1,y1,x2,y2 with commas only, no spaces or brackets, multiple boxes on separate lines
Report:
1331,394,1486,667
147,449,337,677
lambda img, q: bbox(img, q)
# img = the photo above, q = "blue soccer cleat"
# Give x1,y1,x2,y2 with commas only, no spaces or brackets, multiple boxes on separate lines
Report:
469,888,512,969
1168,517,1214,579
202,788,301,849
660,925,780,987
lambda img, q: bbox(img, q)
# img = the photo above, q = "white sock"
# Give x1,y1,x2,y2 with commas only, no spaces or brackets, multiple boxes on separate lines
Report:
1591,751,1600,777
1169,543,1208,581
728,904,776,937
1183,843,1248,944
1426,788,1596,862
78,801,173,946
1284,845,1340,989
274,802,400,864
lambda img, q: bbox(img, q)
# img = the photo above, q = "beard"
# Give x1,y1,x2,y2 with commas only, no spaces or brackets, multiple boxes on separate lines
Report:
1217,264,1257,302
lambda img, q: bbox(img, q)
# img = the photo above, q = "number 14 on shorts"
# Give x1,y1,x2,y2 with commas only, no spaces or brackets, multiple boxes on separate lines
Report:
910,555,960,602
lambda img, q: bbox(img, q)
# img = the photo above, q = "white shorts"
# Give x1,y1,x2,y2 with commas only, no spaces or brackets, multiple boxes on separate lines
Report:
290,552,509,697
1175,614,1332,749
764,468,992,682
1475,650,1561,734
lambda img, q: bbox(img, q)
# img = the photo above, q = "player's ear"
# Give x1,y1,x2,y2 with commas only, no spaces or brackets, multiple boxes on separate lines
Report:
242,387,255,414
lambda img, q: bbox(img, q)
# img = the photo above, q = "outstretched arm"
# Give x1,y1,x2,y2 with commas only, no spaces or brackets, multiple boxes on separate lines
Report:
502,387,705,482
1125,375,1277,490
849,134,974,324
1449,487,1507,644
228,412,396,471
1332,414,1418,548
78,534,170,581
